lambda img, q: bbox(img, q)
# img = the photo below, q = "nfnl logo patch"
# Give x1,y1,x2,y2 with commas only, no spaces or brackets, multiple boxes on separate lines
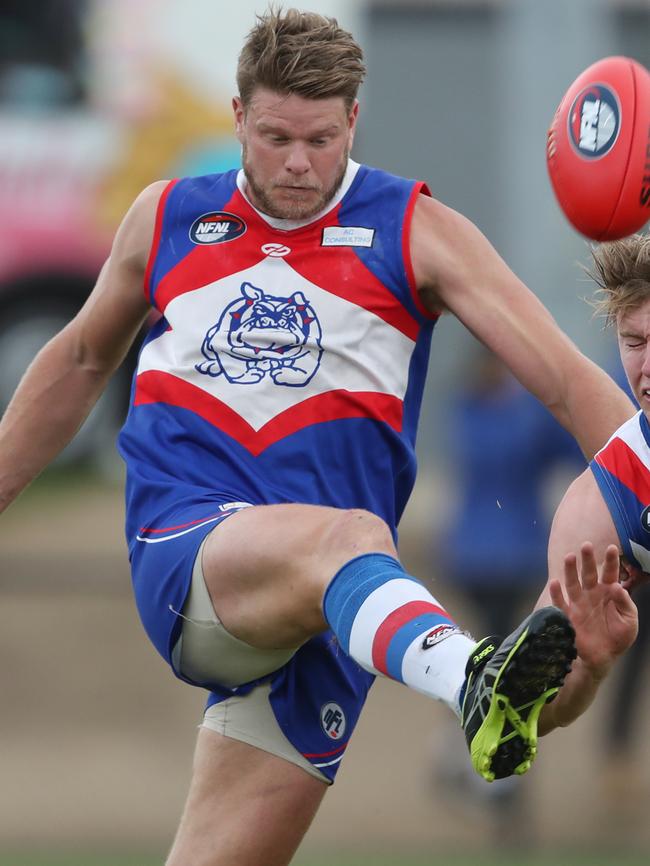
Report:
320,702,346,740
568,83,621,159
189,211,247,245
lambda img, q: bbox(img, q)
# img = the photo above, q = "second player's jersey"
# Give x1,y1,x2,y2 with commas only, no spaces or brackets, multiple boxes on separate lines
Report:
118,161,437,548
591,409,650,572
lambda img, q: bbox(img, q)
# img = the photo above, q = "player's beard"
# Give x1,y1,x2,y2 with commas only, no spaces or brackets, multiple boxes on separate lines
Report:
242,144,349,220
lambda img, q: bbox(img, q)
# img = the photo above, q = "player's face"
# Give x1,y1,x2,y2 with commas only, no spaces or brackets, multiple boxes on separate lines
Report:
617,299,650,413
234,87,358,220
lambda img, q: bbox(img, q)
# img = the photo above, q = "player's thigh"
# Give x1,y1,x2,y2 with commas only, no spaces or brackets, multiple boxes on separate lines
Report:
201,502,396,648
166,727,327,866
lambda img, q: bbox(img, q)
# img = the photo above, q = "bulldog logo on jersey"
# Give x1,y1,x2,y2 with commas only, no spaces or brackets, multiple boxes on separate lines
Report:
196,281,323,385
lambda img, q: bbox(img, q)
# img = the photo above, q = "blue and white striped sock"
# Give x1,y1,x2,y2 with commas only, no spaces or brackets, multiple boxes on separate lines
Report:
323,553,473,716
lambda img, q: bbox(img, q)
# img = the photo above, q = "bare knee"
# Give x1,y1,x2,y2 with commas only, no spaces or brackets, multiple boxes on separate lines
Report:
237,507,396,626
201,505,397,648
318,508,396,569
282,509,396,632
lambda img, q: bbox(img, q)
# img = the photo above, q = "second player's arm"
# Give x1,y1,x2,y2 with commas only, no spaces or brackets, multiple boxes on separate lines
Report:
410,195,634,458
0,181,166,515
535,470,638,734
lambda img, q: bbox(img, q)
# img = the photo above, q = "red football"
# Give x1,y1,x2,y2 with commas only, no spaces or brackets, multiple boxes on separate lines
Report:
546,56,650,241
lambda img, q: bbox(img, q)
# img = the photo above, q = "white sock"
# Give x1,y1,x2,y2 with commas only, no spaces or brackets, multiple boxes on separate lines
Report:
323,553,474,715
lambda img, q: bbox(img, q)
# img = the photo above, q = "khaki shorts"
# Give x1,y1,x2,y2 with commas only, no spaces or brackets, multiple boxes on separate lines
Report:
172,537,328,783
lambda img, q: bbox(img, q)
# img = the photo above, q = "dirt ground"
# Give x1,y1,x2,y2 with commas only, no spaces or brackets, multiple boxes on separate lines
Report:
2,477,650,859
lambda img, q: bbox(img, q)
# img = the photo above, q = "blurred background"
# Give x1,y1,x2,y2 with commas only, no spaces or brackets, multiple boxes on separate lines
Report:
1,1,650,864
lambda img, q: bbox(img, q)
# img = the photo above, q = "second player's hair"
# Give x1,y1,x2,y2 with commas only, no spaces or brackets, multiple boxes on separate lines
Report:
236,7,366,110
589,233,650,324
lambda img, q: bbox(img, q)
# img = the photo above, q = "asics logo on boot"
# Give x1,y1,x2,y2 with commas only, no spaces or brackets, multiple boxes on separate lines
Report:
473,644,495,665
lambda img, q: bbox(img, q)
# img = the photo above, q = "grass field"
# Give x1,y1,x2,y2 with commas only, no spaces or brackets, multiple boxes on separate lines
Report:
1,853,647,866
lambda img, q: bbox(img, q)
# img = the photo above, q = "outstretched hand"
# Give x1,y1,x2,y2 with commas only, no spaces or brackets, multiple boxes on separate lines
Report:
548,542,638,679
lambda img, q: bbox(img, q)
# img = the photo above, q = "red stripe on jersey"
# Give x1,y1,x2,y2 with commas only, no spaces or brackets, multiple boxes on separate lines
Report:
596,436,650,504
151,186,422,342
134,370,403,456
144,179,179,304
371,601,447,676
403,182,439,321
285,203,421,342
153,189,264,312
155,243,266,312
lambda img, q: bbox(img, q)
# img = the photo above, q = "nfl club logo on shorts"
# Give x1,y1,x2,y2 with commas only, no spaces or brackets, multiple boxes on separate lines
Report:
320,702,346,740
568,83,621,159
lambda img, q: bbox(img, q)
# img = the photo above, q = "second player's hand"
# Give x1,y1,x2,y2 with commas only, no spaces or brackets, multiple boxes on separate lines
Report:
548,542,638,679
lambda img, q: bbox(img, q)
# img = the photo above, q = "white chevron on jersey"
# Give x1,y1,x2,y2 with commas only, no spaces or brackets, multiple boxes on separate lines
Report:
137,256,415,432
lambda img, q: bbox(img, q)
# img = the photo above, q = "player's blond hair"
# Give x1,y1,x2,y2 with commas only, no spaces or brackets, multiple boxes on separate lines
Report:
589,233,650,324
236,7,366,111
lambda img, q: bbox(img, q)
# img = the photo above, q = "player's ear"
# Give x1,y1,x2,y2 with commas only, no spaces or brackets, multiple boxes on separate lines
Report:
347,100,359,149
233,97,246,142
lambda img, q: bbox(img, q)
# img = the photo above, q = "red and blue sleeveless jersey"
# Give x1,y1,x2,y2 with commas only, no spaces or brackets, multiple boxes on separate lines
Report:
591,410,650,572
118,161,438,549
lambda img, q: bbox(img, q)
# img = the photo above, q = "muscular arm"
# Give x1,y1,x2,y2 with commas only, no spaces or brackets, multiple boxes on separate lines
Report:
0,180,167,513
535,470,638,734
410,194,634,458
